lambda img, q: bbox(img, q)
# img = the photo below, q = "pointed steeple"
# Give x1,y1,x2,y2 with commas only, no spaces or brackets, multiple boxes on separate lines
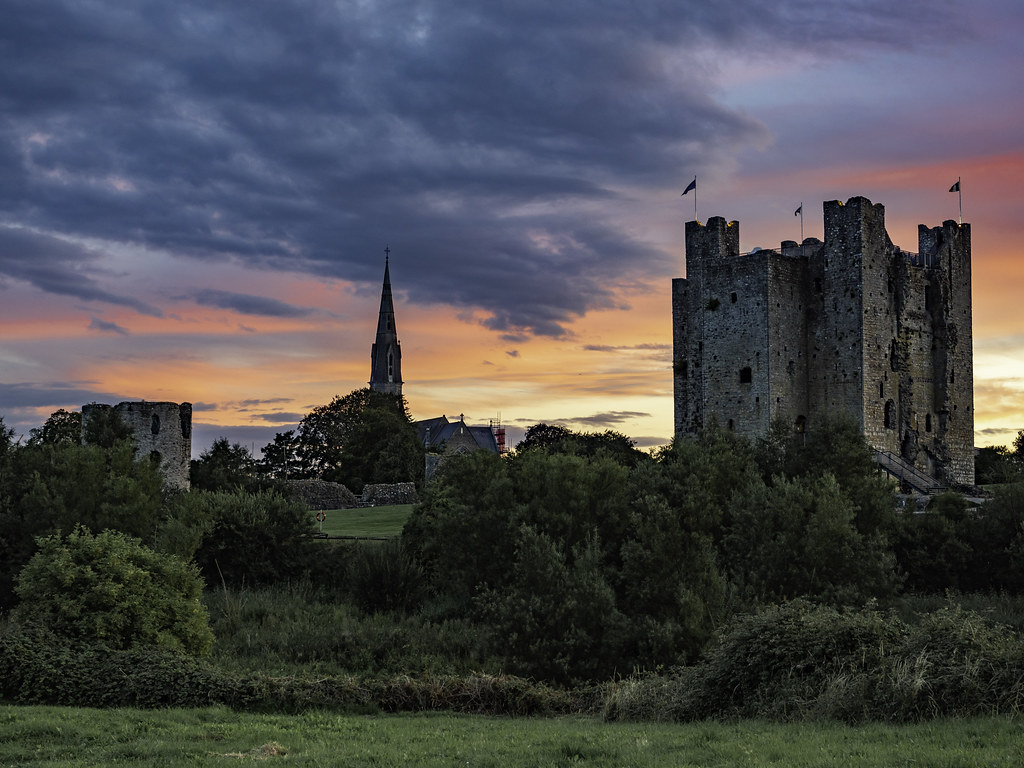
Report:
369,246,403,396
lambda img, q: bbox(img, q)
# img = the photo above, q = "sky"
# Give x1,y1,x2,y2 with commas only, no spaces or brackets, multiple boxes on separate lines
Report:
1,0,1023,457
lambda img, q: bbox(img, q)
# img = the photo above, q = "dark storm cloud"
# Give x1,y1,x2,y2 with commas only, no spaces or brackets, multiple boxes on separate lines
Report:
0,0,965,336
0,227,163,316
0,381,119,409
88,316,130,335
568,411,652,428
192,288,316,318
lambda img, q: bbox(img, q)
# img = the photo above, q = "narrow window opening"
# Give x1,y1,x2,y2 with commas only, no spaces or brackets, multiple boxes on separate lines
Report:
739,367,752,384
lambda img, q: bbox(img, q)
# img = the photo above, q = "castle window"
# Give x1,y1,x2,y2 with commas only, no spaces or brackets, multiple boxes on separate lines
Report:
151,414,160,435
739,367,752,384
925,413,932,433
795,415,806,434
879,381,884,398
884,399,896,430
730,292,738,303
677,360,688,379
727,419,735,431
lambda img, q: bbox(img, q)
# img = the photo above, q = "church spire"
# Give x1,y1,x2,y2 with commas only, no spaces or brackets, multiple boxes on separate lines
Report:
369,246,403,396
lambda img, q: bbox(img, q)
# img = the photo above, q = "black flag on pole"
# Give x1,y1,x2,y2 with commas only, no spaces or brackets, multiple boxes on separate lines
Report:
681,178,696,196
949,180,961,192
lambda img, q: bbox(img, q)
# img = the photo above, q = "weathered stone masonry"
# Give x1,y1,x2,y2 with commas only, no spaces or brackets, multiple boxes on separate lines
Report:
672,196,974,486
82,401,192,491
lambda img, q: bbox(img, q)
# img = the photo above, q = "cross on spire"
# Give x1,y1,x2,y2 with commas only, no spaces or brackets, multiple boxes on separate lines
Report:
384,245,390,263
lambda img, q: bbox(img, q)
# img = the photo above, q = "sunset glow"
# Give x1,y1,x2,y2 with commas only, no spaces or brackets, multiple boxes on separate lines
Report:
2,1,1022,456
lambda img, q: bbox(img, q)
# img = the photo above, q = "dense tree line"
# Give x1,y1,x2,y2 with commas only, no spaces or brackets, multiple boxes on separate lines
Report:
402,418,1024,682
5,399,1024,690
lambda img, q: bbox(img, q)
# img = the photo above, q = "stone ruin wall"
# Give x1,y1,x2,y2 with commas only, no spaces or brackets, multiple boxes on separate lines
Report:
82,401,192,491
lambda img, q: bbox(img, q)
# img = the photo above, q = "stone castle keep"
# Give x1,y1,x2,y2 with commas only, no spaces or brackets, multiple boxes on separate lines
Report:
672,196,974,486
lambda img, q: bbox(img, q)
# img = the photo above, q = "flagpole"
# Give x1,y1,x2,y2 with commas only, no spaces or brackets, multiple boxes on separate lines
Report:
958,177,962,225
694,176,697,221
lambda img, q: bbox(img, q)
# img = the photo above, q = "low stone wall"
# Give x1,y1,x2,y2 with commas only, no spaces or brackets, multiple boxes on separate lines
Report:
284,479,359,510
361,482,418,506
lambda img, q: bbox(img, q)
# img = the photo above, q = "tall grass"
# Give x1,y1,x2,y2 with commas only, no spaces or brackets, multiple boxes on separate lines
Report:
205,582,498,677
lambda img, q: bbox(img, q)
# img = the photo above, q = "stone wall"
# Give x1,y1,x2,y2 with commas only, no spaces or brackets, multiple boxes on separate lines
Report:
361,482,418,506
284,479,359,510
82,401,192,491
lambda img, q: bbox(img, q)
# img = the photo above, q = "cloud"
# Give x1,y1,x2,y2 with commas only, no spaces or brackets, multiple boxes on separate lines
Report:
566,411,653,428
192,289,315,318
88,316,130,335
0,0,969,340
0,227,163,316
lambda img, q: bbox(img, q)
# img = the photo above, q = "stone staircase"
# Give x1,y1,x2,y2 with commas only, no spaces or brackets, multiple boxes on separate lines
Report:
873,450,946,495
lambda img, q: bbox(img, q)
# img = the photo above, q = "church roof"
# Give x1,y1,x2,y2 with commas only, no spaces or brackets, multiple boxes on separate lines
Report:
413,414,499,454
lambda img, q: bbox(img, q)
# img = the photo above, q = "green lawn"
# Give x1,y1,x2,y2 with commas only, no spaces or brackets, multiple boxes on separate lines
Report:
312,503,414,538
2,706,1022,767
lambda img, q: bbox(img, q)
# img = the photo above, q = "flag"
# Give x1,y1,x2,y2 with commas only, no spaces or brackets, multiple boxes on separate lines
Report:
794,204,802,217
681,177,696,196
949,180,960,192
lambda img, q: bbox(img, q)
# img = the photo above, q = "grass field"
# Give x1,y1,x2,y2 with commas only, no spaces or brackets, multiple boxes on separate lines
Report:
2,706,1022,767
311,504,414,538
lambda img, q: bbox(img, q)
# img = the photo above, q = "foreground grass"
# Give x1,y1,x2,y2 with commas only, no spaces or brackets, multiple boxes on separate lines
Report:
2,706,1022,767
313,504,414,538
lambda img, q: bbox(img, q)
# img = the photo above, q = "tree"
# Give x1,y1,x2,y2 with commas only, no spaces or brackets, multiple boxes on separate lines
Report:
81,405,134,449
975,445,1019,485
28,409,81,446
260,429,303,480
190,437,257,491
0,429,164,609
275,388,424,491
516,423,646,467
12,527,213,656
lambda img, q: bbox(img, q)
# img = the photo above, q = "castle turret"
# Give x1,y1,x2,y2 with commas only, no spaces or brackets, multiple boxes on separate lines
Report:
369,249,403,396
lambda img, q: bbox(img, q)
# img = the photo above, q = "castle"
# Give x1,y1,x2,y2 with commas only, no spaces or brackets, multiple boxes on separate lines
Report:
672,196,974,487
81,400,193,490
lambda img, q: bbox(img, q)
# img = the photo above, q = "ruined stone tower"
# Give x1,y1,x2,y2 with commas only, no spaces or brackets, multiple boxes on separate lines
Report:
369,252,403,396
672,196,974,486
81,400,192,490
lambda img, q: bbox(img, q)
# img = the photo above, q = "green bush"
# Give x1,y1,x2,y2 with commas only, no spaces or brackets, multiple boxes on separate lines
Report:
12,527,212,656
605,601,1024,723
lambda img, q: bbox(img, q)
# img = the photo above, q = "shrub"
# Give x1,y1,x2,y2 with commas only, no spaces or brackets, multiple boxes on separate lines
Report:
12,527,212,656
605,601,1024,723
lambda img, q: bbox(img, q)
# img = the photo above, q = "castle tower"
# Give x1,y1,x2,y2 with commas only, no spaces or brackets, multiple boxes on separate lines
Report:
672,196,974,487
81,401,192,491
369,248,403,396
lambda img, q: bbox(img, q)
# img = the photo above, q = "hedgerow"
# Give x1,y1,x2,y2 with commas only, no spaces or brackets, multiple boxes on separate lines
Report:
0,621,598,716
604,601,1024,723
